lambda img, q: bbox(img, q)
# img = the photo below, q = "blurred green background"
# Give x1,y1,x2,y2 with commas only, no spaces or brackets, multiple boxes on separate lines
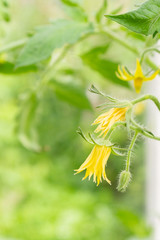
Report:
0,0,151,239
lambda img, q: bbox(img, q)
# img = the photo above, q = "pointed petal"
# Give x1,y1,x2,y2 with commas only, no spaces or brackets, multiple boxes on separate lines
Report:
122,67,133,80
134,59,144,78
144,70,159,81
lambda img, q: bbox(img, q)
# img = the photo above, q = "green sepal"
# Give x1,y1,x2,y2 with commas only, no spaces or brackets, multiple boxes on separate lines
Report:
88,133,114,147
111,147,127,157
97,101,130,110
89,85,118,102
77,127,93,144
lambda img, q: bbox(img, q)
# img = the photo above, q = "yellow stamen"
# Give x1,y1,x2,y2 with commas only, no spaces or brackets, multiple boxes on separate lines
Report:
92,107,128,137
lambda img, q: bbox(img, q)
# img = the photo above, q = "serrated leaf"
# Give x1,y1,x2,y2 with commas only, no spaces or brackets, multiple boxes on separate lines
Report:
105,0,160,36
61,0,88,22
81,45,130,88
16,20,94,68
96,0,107,23
49,79,92,110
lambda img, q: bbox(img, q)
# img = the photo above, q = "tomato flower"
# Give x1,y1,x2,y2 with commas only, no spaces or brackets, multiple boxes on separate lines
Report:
116,59,159,93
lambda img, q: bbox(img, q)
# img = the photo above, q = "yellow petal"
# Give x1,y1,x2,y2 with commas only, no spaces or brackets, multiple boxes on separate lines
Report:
134,59,144,78
143,69,159,81
122,67,133,80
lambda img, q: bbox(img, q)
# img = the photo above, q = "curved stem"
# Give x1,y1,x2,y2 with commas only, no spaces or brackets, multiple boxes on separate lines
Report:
126,131,138,172
131,118,160,141
140,48,160,64
131,95,160,111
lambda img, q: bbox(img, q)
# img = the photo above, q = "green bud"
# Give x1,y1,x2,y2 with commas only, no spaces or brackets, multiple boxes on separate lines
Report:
117,170,131,192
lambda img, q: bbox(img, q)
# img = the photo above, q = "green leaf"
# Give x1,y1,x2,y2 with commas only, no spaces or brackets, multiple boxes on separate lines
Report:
0,61,38,74
16,92,42,152
49,79,92,110
61,0,88,22
105,0,160,36
16,20,94,68
81,45,130,88
96,0,107,23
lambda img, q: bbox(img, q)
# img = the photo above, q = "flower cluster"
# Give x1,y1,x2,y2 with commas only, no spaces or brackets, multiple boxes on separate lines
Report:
75,59,160,192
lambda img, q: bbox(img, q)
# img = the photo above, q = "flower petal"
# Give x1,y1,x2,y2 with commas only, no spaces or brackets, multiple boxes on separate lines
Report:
134,59,144,78
144,70,159,81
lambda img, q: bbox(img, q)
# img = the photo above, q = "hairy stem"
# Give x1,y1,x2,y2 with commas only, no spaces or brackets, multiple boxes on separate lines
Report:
126,131,138,171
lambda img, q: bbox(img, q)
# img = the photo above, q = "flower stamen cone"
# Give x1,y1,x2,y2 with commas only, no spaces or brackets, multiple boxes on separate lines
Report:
116,59,159,93
75,145,111,186
92,107,128,137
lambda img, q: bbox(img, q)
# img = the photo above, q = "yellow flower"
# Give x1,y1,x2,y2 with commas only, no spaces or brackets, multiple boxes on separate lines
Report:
75,145,111,186
92,107,128,137
116,59,159,93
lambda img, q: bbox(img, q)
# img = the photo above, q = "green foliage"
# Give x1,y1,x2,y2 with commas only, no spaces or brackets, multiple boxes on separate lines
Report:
16,20,94,67
0,61,38,74
81,45,130,88
105,0,160,36
61,0,88,22
49,79,92,109
96,0,107,23
117,209,151,237
16,92,42,152
0,0,154,239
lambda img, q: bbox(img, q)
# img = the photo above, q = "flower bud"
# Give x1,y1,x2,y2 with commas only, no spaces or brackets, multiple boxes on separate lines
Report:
117,170,131,192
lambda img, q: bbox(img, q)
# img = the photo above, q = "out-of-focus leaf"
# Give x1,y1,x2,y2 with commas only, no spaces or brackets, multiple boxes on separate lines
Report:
81,45,130,88
17,92,42,152
96,0,107,23
117,209,151,237
105,0,160,36
0,61,38,74
16,20,94,68
61,0,88,22
49,79,92,109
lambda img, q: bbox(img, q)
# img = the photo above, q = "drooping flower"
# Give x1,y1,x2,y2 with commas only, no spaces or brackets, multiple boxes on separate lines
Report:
92,107,128,137
116,59,159,93
75,145,111,186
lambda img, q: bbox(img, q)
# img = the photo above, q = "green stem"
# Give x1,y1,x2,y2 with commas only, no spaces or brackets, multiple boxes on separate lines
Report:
131,118,160,141
0,38,27,54
140,48,160,64
131,94,160,111
101,29,139,55
126,131,138,171
101,28,159,70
